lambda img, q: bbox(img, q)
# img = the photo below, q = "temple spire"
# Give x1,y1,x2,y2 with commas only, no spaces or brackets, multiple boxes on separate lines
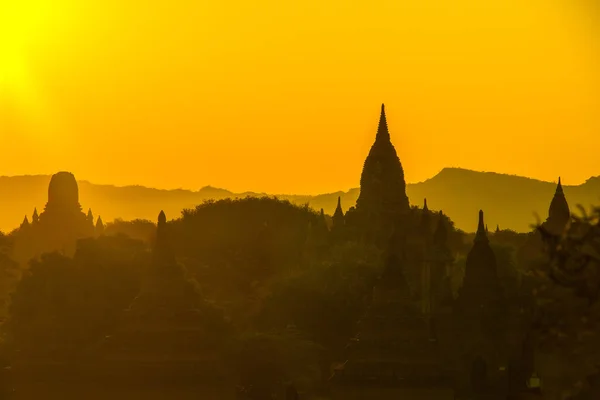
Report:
547,176,570,234
423,198,428,212
96,216,105,236
333,197,344,225
32,208,39,224
376,103,390,142
475,210,488,243
495,224,500,233
154,210,174,265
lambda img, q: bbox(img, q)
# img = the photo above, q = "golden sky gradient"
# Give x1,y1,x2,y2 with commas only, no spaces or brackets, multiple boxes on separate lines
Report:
1,0,598,194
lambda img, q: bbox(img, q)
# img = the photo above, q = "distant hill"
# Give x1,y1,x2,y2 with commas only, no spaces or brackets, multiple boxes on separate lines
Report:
1,168,599,233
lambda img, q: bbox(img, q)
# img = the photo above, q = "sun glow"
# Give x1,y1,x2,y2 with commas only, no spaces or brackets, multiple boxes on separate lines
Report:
0,1,69,140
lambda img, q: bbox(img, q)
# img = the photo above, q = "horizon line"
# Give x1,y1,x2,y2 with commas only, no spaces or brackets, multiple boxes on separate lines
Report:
0,167,594,197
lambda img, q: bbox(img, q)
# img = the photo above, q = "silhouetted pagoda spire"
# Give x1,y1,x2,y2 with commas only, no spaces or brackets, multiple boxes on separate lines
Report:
545,176,570,234
474,210,489,243
154,210,175,266
32,208,39,224
94,210,229,374
495,224,500,233
458,210,501,307
20,216,30,230
355,104,410,244
87,208,95,233
455,211,507,387
96,216,105,236
375,103,390,142
332,196,345,229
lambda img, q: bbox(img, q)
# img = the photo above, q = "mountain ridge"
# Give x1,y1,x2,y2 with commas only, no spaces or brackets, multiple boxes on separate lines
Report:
1,168,598,233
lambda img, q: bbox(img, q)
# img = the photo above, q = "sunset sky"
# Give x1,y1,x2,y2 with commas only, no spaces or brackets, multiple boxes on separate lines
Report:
1,0,598,194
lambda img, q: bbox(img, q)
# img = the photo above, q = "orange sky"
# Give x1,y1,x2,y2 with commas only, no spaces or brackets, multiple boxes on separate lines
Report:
1,0,598,195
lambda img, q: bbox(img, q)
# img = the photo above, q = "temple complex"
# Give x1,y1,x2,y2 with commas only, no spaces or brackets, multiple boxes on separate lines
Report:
15,172,105,259
4,105,555,399
89,211,230,382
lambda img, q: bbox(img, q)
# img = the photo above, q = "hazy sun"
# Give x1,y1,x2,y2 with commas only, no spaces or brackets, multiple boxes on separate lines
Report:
0,1,64,134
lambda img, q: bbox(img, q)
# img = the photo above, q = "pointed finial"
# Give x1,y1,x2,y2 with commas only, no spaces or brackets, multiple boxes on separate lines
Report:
496,224,500,233
423,198,428,211
32,207,39,223
475,210,488,242
556,177,563,194
21,216,29,228
376,103,390,142
96,216,105,235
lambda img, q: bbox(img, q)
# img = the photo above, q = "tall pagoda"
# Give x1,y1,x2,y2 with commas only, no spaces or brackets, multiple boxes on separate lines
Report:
352,104,411,245
88,211,231,383
517,178,571,269
330,247,453,399
454,210,508,394
544,177,570,235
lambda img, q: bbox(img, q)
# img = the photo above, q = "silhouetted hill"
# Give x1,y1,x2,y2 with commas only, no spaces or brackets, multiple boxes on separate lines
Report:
1,169,599,233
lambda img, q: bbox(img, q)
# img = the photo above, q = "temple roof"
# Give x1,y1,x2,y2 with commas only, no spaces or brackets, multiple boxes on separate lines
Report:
459,210,501,304
356,104,410,217
546,177,570,234
46,171,81,211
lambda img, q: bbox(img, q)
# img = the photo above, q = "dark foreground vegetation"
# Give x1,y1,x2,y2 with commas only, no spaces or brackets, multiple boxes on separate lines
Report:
1,107,598,400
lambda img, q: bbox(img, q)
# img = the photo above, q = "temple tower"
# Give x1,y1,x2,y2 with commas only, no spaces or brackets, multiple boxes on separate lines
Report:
354,104,410,245
91,210,229,380
96,216,105,236
545,177,570,235
454,210,507,394
35,172,93,255
457,210,502,306
330,197,345,242
331,248,449,393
